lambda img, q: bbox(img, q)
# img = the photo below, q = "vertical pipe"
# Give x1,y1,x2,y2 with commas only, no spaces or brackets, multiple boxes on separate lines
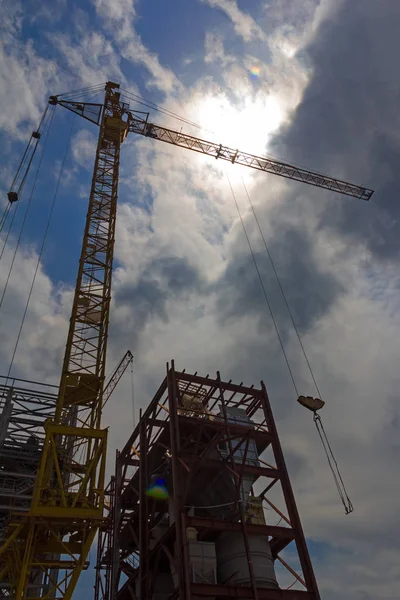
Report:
168,361,191,600
139,411,149,600
260,382,320,599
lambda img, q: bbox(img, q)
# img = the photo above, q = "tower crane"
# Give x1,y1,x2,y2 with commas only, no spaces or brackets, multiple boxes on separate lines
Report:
0,81,373,599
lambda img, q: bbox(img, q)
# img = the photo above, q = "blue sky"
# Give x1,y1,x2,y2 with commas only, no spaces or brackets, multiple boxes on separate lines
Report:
1,0,400,599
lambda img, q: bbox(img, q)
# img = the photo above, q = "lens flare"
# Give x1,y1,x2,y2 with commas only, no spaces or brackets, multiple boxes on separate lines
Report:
250,65,261,79
147,476,169,500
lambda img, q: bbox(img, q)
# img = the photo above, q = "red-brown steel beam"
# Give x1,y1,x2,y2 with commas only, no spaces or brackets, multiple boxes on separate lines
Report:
120,376,167,461
175,371,263,398
260,383,320,599
181,454,279,480
138,413,149,600
186,516,294,541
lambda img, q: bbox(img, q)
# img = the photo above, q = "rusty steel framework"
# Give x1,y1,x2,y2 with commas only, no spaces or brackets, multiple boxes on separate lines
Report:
95,363,320,600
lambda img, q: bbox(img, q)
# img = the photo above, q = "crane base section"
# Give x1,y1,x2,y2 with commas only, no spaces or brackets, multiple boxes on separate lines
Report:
0,424,107,599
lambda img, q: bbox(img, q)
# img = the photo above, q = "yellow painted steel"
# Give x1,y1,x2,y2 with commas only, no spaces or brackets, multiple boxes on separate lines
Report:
0,82,126,598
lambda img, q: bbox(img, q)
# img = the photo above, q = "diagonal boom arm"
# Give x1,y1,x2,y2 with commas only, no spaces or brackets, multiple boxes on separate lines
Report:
128,116,373,201
46,97,374,201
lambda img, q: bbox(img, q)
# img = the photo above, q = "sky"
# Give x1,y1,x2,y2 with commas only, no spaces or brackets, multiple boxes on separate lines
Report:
1,0,400,598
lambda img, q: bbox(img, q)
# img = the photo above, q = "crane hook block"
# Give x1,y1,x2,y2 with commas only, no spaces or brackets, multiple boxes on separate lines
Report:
49,96,58,105
297,395,325,412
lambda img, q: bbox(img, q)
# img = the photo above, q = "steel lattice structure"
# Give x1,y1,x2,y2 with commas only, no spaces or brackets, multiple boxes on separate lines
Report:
95,363,320,600
55,96,373,202
0,82,128,599
0,377,58,520
128,120,373,200
0,376,58,598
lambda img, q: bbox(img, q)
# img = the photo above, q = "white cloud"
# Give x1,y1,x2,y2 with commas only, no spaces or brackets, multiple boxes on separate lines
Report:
0,240,71,382
204,32,235,65
93,0,137,25
201,0,266,42
48,28,125,89
0,36,58,140
90,0,181,94
71,128,97,167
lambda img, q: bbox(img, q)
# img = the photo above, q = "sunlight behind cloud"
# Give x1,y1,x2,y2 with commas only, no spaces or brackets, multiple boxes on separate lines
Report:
193,92,284,157
184,90,285,187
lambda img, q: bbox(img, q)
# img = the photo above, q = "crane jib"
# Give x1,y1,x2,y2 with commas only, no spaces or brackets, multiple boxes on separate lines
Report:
127,116,373,201
41,97,374,201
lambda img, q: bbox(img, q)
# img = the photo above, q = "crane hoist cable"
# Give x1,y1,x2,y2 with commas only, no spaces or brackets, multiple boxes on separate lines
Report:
0,90,98,317
230,176,353,514
0,198,20,262
0,105,53,257
120,89,205,132
313,412,354,514
5,112,75,385
7,104,51,205
58,82,107,99
0,106,55,313
0,203,11,235
241,177,323,400
226,171,299,396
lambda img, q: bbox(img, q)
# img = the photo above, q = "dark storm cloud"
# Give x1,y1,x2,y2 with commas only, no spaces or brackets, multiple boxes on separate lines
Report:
215,224,342,336
110,255,203,346
271,0,400,260
211,0,400,359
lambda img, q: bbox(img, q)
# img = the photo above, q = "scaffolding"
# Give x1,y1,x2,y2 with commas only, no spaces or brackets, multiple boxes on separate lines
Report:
0,376,58,596
95,362,320,600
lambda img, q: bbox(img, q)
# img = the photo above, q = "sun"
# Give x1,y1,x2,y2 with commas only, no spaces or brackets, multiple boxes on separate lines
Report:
193,91,284,159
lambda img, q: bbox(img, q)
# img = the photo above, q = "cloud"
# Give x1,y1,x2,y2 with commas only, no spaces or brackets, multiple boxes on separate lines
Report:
204,32,234,66
93,0,137,25
0,23,58,139
47,27,125,89
213,224,344,336
90,0,181,94
201,0,266,42
0,239,70,382
71,128,97,167
270,0,400,262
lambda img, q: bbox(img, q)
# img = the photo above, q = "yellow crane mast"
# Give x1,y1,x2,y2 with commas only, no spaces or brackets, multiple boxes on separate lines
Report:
0,81,129,599
0,81,373,599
